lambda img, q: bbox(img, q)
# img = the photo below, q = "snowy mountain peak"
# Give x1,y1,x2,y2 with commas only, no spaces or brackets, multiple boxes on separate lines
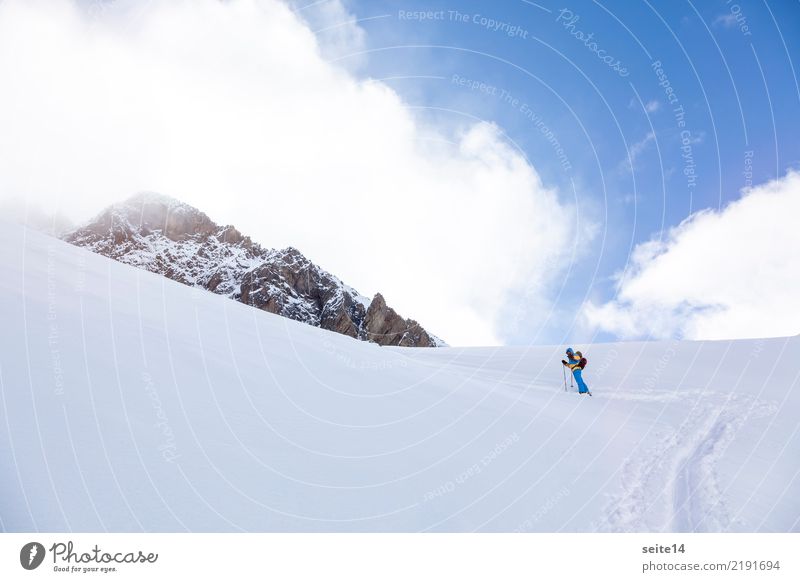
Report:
95,192,221,242
63,194,443,347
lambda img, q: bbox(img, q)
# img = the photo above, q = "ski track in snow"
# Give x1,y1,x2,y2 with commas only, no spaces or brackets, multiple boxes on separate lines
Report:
599,391,778,532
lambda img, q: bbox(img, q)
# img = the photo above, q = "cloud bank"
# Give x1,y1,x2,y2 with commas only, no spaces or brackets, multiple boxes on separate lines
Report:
585,171,800,340
0,0,573,346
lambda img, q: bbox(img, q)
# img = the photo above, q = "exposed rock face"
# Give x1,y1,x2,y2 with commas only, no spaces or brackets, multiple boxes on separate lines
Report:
64,193,264,295
239,247,369,340
64,193,443,347
364,293,434,347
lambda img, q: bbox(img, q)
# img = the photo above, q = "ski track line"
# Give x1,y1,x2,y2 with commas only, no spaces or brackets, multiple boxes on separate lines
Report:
601,399,710,532
671,396,778,532
600,392,777,532
671,408,731,532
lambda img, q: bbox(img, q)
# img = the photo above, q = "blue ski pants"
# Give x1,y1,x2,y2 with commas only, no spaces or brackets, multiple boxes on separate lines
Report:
573,369,589,394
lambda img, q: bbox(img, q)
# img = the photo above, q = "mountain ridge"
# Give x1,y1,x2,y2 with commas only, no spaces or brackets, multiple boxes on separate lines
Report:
63,192,443,347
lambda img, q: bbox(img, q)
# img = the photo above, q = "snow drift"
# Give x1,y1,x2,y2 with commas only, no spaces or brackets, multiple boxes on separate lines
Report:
0,223,798,532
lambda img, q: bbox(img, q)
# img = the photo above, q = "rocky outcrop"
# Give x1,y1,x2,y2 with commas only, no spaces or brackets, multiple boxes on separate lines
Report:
363,293,434,347
64,192,265,296
64,193,443,347
238,247,369,340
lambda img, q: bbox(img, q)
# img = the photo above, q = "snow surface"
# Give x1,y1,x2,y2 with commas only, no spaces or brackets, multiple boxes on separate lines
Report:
1,223,798,532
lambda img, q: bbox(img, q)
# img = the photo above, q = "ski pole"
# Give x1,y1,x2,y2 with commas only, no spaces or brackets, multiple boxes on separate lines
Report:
562,364,567,392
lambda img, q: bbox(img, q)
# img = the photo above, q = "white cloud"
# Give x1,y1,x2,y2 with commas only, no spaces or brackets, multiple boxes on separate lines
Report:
0,0,573,346
585,171,800,340
628,98,659,113
713,13,738,29
644,100,660,113
630,131,655,160
619,131,655,173
287,0,367,66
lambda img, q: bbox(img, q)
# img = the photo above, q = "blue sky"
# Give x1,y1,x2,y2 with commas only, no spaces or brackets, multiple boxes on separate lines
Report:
329,0,800,344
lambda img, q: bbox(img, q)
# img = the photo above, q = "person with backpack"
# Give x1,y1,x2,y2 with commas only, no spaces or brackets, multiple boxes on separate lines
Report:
562,348,591,395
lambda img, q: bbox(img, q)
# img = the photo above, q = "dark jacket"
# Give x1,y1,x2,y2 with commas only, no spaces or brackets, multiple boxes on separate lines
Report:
565,357,586,371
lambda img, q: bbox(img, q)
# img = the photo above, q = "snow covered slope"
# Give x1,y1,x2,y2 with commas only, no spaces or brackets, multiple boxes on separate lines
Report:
1,223,798,532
